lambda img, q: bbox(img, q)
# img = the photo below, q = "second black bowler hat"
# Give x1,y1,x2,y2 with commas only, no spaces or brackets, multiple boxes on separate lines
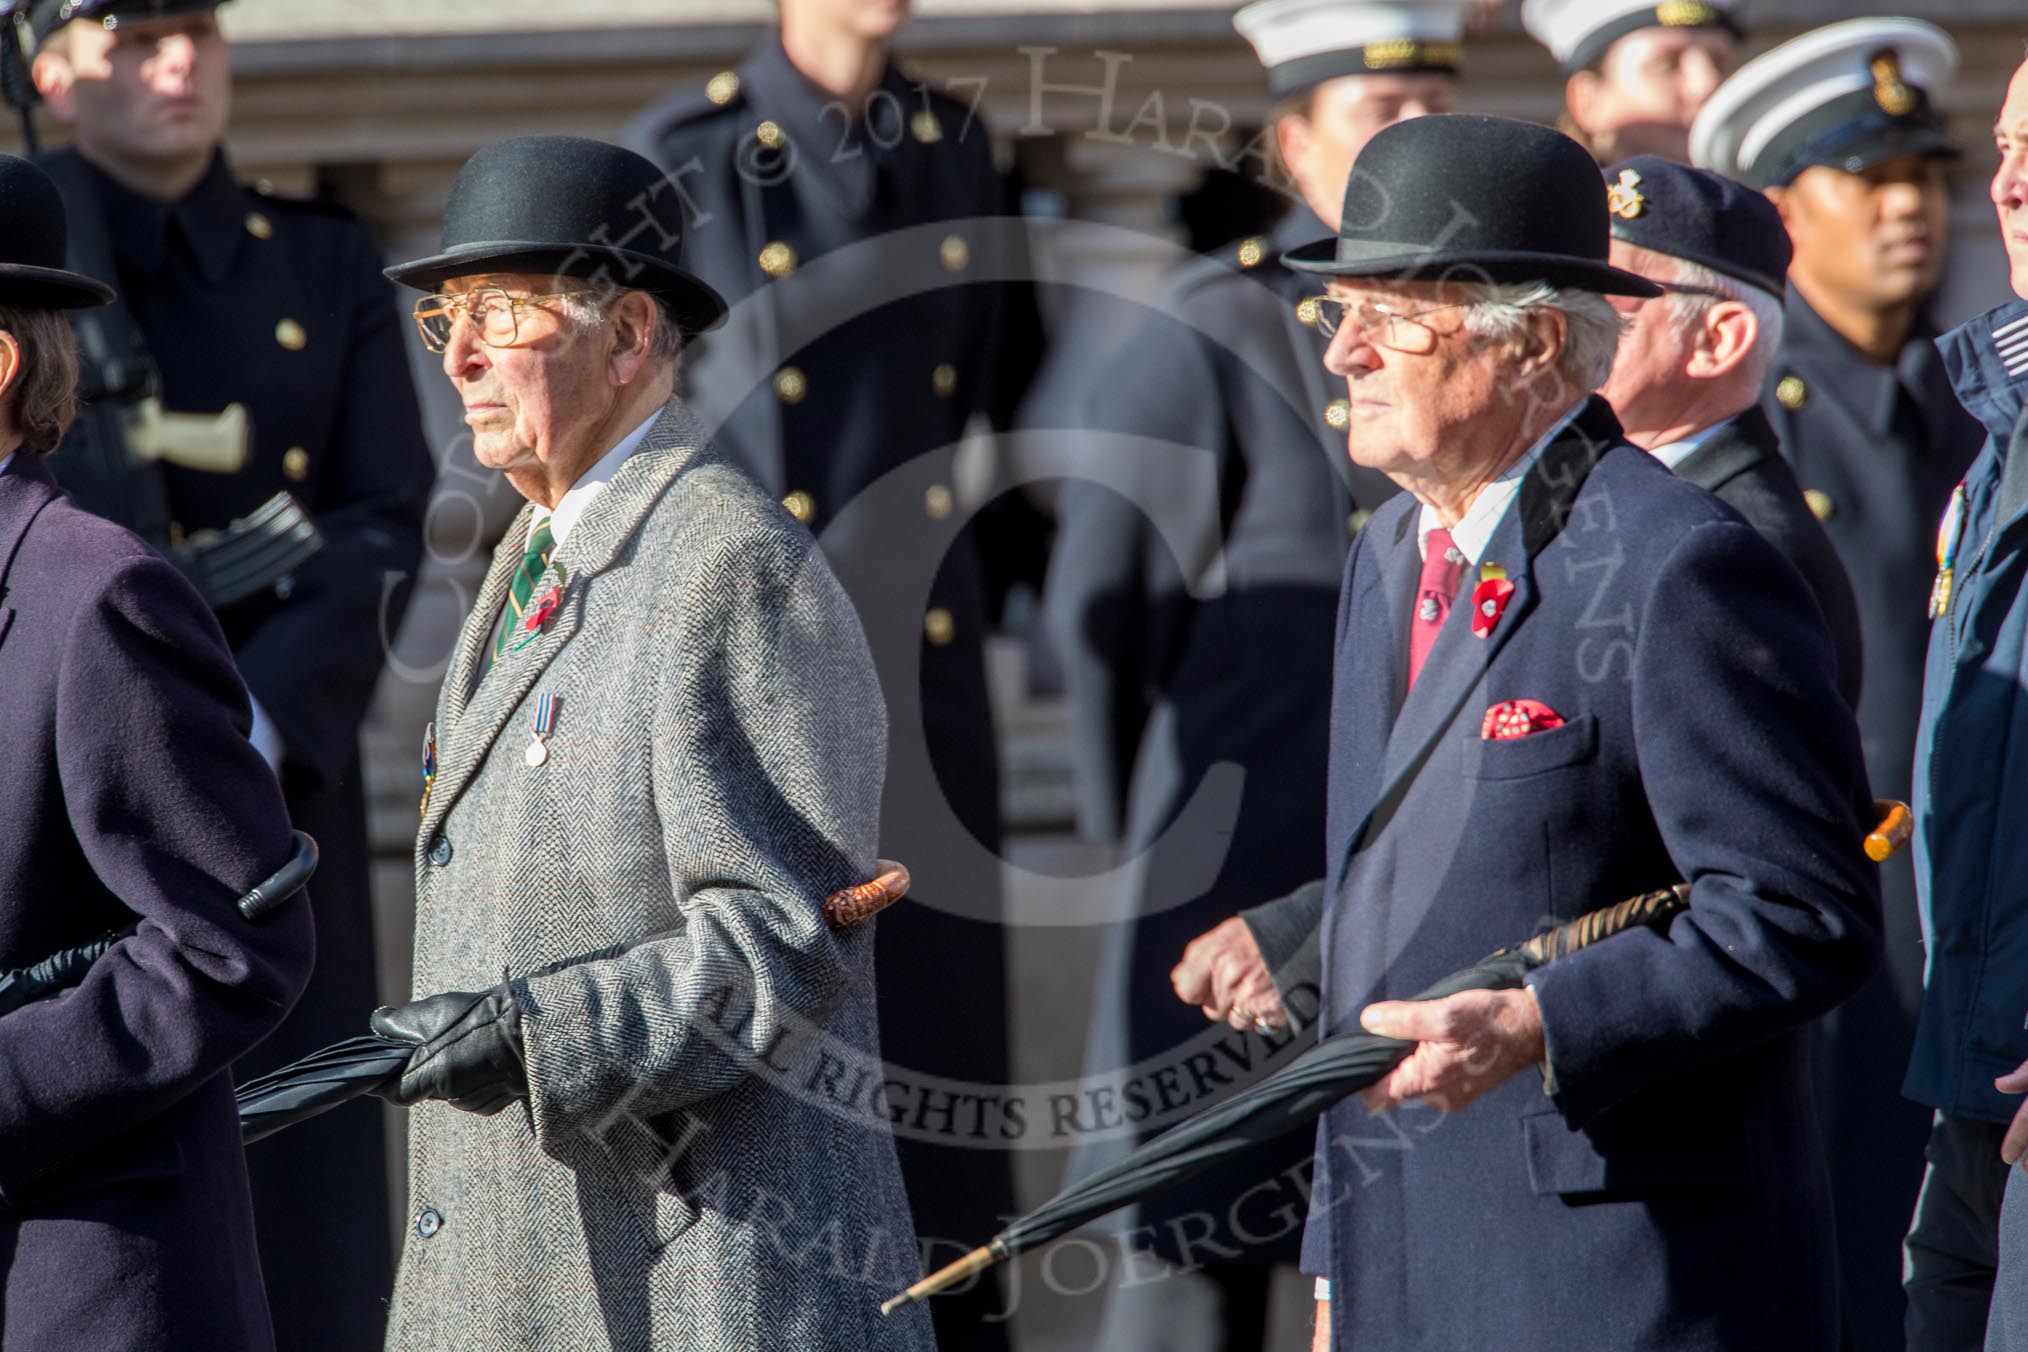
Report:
1287,114,1661,297
0,154,112,309
386,136,728,336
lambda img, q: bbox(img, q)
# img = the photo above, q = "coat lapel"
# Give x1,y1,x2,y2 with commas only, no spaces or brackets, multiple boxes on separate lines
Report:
421,400,708,841
1340,398,1622,866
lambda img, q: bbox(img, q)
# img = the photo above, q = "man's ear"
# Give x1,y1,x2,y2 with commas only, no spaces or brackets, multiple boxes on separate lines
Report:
1763,184,1794,232
1563,71,1600,142
606,291,659,386
1688,299,1757,380
31,49,77,125
1275,112,1312,188
0,329,25,410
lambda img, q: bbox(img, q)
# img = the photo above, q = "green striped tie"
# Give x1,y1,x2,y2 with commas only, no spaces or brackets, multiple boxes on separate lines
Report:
496,516,556,658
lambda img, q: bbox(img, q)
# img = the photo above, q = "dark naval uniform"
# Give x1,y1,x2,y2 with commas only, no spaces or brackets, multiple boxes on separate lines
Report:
1765,290,1983,1338
41,147,433,1351
1041,207,1395,1287
624,38,1029,1345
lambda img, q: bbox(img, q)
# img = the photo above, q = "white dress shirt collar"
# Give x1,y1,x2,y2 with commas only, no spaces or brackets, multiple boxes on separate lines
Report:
1416,400,1586,564
1647,414,1735,473
530,409,662,550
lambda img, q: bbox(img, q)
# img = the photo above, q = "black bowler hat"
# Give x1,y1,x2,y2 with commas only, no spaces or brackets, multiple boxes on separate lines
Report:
28,0,220,42
1286,114,1662,297
385,136,728,337
1603,156,1790,299
0,154,111,308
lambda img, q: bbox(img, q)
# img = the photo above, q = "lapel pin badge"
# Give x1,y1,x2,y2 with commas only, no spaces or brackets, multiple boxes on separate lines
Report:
419,720,437,818
510,564,569,655
1471,562,1514,638
525,691,558,768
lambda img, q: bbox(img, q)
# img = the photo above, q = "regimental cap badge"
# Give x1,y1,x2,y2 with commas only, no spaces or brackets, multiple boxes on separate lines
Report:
1871,50,1916,117
1656,1,1720,28
1606,168,1646,220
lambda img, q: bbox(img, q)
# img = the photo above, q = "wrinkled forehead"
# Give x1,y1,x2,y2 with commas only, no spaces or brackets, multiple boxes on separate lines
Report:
1322,277,1476,307
438,272,573,298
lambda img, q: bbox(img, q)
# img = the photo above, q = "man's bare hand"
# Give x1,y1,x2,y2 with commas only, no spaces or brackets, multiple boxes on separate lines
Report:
1997,1059,2028,1166
1357,988,1545,1113
1171,916,1288,1031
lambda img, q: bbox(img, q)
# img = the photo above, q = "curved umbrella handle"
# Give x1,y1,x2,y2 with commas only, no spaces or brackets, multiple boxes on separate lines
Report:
1866,800,1913,863
821,859,910,928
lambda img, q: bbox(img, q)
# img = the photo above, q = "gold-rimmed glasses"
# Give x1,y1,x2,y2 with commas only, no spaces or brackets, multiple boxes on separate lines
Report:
412,287,596,354
1301,296,1475,354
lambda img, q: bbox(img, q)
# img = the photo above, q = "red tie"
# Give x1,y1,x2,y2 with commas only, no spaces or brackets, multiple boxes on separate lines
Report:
1409,527,1465,689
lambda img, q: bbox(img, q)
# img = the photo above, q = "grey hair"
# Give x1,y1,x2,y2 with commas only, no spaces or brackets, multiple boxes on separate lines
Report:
1456,280,1626,394
1660,258,1785,390
557,289,686,369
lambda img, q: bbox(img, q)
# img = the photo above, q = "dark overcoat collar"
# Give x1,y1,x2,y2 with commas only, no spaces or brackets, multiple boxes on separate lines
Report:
1670,403,1781,495
92,148,246,286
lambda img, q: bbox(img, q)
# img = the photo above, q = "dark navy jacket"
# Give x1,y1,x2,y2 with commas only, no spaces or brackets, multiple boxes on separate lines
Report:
1908,299,2028,1124
1306,400,1879,1351
0,456,314,1349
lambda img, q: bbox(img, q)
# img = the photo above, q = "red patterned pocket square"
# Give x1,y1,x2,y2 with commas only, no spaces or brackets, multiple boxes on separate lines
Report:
1482,699,1565,740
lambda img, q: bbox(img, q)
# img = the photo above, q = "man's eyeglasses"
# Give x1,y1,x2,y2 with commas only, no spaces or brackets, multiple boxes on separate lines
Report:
1300,296,1474,354
412,288,595,354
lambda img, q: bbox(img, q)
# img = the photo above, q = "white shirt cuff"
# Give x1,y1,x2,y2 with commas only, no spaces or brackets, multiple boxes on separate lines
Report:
1315,1277,1331,1300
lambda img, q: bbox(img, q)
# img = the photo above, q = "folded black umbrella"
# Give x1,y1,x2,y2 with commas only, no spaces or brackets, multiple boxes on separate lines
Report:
235,1035,413,1145
882,883,1698,1315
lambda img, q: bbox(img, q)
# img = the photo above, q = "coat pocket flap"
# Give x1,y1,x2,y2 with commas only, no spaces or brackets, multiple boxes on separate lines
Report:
1462,713,1599,781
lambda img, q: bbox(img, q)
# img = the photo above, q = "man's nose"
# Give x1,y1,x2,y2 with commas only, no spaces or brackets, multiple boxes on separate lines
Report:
1322,321,1380,378
149,34,198,92
1680,52,1724,108
1994,152,2028,213
442,314,488,379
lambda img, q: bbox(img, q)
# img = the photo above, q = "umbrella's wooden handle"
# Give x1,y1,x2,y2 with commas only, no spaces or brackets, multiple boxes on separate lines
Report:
880,1240,1007,1317
1867,800,1913,862
823,860,910,928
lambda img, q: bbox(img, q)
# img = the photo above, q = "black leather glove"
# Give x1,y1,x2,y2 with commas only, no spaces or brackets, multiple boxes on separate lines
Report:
370,985,527,1115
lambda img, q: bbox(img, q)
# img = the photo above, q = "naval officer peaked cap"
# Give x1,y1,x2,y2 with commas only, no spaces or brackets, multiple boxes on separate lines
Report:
385,135,729,337
1689,16,1959,191
1286,113,1662,297
1521,0,1745,76
28,0,220,42
1602,155,1791,299
1233,0,1474,101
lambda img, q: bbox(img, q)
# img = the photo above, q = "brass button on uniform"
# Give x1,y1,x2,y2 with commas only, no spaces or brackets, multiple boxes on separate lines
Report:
782,490,816,524
282,447,310,482
706,70,741,105
758,241,798,278
1296,297,1320,327
939,235,969,272
1236,237,1266,269
754,120,786,150
923,607,956,646
1805,489,1835,522
1324,398,1351,430
910,110,943,143
1776,374,1808,410
924,484,953,520
932,363,958,398
774,367,807,404
275,318,307,351
244,211,273,240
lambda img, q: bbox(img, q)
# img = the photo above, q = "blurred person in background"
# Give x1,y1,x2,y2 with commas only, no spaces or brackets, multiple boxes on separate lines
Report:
27,2,433,1346
1692,19,1986,1349
1523,0,1742,165
624,0,1041,1343
1041,4,1465,1348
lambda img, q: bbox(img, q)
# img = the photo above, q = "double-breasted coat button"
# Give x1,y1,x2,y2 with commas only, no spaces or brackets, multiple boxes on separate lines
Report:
939,235,969,272
774,367,807,404
924,484,953,519
1325,398,1351,430
415,1206,444,1239
1296,297,1320,327
924,608,956,646
932,363,958,397
428,836,453,867
244,211,273,240
758,241,797,278
754,120,786,150
1776,374,1809,410
275,318,307,351
783,490,816,524
282,447,311,482
706,70,740,105
1236,237,1266,269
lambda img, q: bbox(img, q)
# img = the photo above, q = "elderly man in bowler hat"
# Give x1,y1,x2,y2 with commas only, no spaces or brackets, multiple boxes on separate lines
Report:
1288,114,1880,1350
0,152,314,1349
368,135,931,1350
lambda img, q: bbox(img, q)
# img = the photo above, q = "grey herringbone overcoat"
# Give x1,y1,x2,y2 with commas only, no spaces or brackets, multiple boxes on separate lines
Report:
387,399,936,1351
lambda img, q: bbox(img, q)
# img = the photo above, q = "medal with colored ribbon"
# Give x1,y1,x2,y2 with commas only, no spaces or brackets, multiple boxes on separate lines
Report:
1930,483,1966,620
525,692,558,768
419,721,437,818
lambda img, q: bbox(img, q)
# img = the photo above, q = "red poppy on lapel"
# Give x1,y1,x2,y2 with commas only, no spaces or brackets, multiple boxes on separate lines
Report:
522,586,562,635
1470,574,1515,638
1482,699,1564,740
